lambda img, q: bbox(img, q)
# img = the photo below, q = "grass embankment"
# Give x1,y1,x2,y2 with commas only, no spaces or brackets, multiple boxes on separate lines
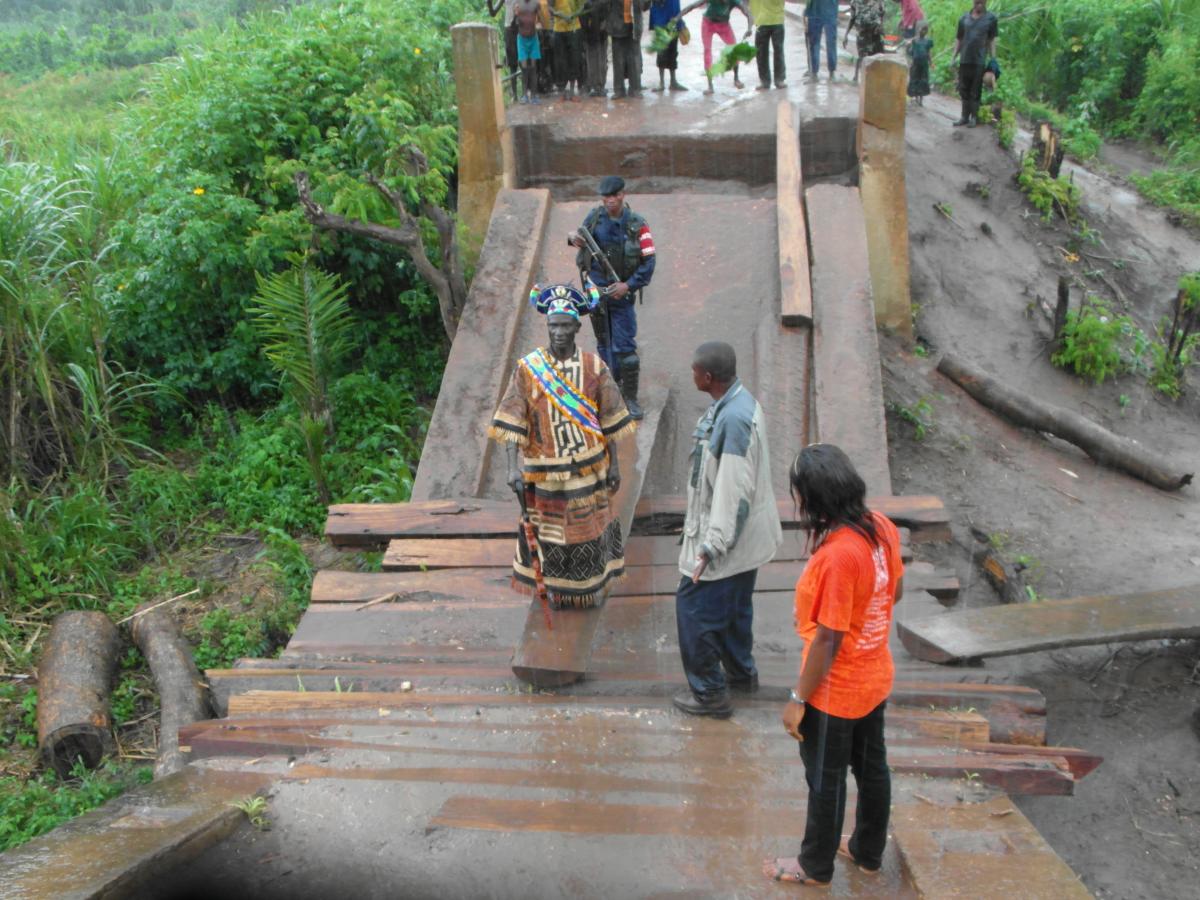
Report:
1,0,473,850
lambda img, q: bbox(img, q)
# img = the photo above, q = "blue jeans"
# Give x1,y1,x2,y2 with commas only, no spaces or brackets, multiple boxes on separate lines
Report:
797,701,891,882
591,296,638,375
674,569,758,699
806,17,837,74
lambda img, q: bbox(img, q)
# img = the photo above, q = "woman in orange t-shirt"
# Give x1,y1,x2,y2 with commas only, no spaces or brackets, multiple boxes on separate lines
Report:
764,444,904,886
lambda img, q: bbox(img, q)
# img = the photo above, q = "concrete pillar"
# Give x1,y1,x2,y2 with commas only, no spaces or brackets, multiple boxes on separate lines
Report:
452,23,513,270
857,55,912,339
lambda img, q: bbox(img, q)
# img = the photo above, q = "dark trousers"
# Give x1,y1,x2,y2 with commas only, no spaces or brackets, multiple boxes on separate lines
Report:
589,296,638,376
611,34,642,94
584,32,608,91
674,569,758,699
552,29,582,88
656,36,679,71
797,701,891,883
806,16,837,73
755,24,786,86
959,62,984,120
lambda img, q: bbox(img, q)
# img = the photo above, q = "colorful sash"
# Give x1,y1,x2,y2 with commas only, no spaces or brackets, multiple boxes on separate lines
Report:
519,349,602,437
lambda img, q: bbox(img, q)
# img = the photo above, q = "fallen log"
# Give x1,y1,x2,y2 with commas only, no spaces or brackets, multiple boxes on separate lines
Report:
130,605,212,777
937,353,1193,491
37,611,119,778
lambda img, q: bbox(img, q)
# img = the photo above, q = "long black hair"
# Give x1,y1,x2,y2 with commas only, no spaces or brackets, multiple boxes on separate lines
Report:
789,443,879,551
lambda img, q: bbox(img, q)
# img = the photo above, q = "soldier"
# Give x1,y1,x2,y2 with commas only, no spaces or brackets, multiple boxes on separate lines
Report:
569,175,656,420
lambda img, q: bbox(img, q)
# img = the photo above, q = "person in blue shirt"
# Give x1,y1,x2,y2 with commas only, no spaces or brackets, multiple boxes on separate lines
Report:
650,0,688,92
569,176,657,419
804,0,839,81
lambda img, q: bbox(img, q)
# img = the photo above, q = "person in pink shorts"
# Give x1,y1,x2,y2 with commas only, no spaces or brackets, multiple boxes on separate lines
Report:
677,0,754,93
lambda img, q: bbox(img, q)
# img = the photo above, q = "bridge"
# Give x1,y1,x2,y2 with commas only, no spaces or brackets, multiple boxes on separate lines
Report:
1,19,1097,899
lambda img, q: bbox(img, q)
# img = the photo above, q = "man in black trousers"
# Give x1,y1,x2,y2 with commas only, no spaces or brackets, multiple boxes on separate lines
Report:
952,0,997,127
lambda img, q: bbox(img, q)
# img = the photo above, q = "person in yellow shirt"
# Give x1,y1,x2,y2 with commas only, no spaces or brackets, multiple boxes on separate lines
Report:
549,0,585,99
750,0,801,90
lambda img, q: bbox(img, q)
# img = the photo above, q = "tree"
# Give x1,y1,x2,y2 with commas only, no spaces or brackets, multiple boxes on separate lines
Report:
295,165,467,342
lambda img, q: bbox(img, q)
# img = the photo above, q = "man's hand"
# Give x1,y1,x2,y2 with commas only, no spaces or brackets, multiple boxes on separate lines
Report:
782,700,806,741
568,231,585,249
606,468,621,494
508,471,524,496
609,281,630,301
690,553,709,584
742,28,753,40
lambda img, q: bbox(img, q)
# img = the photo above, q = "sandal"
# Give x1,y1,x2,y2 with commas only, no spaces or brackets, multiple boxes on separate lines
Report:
762,857,831,887
837,839,881,875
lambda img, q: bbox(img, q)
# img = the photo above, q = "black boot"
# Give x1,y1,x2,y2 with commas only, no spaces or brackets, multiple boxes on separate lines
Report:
619,355,644,421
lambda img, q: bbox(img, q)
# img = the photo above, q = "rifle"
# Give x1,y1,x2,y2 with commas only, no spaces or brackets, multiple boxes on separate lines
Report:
573,226,621,357
515,484,554,632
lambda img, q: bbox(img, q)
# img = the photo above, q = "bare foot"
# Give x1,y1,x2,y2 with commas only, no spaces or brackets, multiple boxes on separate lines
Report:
670,81,689,91
733,78,745,89
703,88,714,95
652,84,665,92
762,857,830,887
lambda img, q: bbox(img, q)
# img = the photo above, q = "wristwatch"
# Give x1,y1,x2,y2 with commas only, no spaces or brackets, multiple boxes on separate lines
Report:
789,689,805,705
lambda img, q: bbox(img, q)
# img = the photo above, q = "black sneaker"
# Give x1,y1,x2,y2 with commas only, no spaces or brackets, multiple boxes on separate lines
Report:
729,675,759,694
953,117,969,126
672,690,733,719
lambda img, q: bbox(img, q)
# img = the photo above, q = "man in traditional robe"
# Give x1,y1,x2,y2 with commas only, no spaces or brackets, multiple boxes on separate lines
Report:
489,284,637,607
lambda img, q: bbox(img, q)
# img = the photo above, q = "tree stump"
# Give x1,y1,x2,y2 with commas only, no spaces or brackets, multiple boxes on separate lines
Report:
37,612,119,778
1033,121,1064,179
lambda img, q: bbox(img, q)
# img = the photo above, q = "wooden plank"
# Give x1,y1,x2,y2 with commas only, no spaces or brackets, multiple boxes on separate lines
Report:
888,748,1074,795
410,188,550,502
382,531,820,571
510,382,668,687
892,792,1092,898
807,183,892,497
431,795,807,839
382,532,917,572
898,584,1200,664
903,562,960,602
777,100,813,327
325,494,949,548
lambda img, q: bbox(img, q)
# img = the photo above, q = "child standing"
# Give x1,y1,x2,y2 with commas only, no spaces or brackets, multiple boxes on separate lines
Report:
678,0,755,95
650,0,688,92
515,0,545,103
907,23,932,105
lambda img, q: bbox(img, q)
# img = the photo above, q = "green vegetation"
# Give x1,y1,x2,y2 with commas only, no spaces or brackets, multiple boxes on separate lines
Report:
921,0,1200,220
0,0,474,849
1053,298,1134,384
1016,155,1081,222
891,396,936,441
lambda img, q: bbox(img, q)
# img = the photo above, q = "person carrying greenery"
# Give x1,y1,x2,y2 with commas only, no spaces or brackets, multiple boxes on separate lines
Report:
677,0,754,94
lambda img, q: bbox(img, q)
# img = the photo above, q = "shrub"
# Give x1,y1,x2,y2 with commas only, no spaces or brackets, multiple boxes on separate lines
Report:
1052,299,1133,384
1017,154,1081,222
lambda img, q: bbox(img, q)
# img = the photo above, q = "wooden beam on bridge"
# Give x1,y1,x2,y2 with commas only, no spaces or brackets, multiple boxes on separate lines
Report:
325,493,949,548
776,100,812,327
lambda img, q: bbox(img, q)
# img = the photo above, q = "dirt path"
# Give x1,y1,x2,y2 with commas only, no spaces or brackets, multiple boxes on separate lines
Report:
895,85,1200,900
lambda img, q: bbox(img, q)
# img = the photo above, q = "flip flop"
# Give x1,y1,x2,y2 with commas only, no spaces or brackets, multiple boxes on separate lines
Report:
762,857,831,887
837,839,881,875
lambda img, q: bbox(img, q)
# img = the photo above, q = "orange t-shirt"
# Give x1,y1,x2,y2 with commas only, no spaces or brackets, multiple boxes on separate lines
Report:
793,512,903,719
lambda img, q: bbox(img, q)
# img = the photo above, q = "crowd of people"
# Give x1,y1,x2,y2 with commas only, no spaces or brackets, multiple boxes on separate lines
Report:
490,0,1000,129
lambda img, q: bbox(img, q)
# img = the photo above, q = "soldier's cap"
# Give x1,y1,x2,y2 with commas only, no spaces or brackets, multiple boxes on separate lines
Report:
598,176,625,196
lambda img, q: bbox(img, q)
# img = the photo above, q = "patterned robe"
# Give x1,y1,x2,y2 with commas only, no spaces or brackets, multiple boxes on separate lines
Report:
489,347,636,606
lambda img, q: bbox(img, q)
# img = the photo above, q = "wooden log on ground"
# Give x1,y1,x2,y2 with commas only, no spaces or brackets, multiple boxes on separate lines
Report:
37,612,120,778
938,352,1193,491
899,583,1200,665
130,606,212,777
